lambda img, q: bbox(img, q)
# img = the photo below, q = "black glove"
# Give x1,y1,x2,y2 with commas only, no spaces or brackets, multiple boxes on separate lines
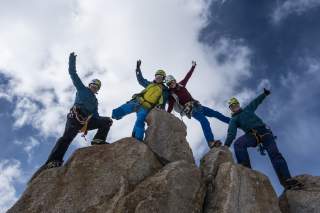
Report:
136,60,141,70
69,52,77,71
263,88,271,96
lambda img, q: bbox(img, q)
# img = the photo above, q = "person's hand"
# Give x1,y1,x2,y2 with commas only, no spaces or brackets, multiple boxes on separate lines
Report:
213,140,222,147
192,61,197,67
223,144,230,148
69,52,77,70
136,60,142,69
263,88,271,96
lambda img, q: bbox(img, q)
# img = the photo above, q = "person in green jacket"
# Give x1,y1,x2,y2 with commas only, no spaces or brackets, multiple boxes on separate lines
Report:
224,88,303,190
111,60,168,141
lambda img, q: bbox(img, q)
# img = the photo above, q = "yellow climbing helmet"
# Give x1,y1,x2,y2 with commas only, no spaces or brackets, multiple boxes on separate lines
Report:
155,70,166,77
89,79,102,90
228,97,239,107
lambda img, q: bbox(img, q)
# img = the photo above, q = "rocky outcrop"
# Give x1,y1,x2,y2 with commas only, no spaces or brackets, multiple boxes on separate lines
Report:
8,138,162,213
114,161,205,213
145,109,195,164
201,147,281,213
279,175,320,213
8,110,319,213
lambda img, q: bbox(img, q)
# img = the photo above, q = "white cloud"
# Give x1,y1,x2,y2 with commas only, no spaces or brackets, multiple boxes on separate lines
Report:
272,0,320,23
0,0,253,155
14,137,40,163
0,159,22,212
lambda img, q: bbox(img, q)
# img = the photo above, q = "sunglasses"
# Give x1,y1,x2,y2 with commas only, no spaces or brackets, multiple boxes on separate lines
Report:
90,84,100,90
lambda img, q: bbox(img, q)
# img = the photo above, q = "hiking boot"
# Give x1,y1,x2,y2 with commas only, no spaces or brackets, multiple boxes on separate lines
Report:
91,139,109,145
45,160,63,169
28,160,63,184
208,140,222,149
284,178,304,190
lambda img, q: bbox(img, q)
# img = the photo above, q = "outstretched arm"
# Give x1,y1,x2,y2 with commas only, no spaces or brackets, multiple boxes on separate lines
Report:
244,88,271,112
179,61,196,87
135,60,151,88
224,119,237,147
68,52,86,91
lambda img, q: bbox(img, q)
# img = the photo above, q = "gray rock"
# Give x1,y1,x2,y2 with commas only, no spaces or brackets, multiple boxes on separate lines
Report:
114,160,205,213
200,147,281,213
200,146,234,183
279,175,320,213
8,138,163,213
144,109,195,164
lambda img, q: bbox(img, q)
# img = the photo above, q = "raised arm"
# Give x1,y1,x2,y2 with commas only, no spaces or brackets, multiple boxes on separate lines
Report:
68,52,86,91
244,88,271,112
135,60,151,88
179,61,196,87
224,119,238,147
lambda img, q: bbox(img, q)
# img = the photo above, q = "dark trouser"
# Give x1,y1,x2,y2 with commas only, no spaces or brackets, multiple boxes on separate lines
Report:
234,127,291,186
46,114,112,163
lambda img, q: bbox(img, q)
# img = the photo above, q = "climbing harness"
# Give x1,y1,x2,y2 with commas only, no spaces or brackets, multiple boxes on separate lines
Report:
249,127,273,156
69,106,93,142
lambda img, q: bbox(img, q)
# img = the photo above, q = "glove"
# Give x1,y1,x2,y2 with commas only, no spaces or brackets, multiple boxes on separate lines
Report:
223,143,230,148
69,52,77,71
136,60,142,70
263,88,271,96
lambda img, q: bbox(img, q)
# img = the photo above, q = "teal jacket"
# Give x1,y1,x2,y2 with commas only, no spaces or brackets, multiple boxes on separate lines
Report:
69,66,99,117
224,93,267,146
135,67,169,109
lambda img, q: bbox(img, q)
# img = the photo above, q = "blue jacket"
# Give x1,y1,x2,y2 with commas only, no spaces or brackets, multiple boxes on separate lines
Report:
224,93,267,146
69,66,99,117
135,67,169,109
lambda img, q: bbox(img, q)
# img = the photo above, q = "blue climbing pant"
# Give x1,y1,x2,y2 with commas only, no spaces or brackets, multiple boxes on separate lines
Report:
191,105,230,145
234,126,291,185
112,100,149,141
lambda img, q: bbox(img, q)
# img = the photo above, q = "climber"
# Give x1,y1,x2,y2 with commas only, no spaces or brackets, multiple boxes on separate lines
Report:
111,60,168,141
42,52,113,170
224,89,303,190
165,61,230,149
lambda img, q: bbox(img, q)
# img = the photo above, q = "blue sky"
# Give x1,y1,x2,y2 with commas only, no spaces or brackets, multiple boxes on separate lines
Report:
1,0,320,211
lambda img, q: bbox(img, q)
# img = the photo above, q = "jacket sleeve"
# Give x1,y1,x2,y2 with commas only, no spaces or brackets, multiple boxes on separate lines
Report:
69,64,86,91
224,119,238,147
179,65,195,87
136,67,151,88
167,95,175,113
244,93,267,112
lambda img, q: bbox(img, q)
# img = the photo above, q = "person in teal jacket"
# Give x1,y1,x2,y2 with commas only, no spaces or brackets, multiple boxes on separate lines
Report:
224,88,303,190
43,52,113,169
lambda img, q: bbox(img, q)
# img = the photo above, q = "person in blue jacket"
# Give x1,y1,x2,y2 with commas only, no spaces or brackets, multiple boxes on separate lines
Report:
224,88,303,190
43,52,113,169
112,60,168,141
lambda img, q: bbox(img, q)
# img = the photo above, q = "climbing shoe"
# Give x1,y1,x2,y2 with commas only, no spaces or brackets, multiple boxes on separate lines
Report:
28,160,63,184
91,139,109,145
284,178,304,190
208,140,222,149
45,160,63,169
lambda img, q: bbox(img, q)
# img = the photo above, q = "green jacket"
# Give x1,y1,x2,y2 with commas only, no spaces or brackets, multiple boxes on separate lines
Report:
224,93,267,146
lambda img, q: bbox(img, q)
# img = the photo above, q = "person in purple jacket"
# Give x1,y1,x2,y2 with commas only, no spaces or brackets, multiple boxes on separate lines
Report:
166,61,230,148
